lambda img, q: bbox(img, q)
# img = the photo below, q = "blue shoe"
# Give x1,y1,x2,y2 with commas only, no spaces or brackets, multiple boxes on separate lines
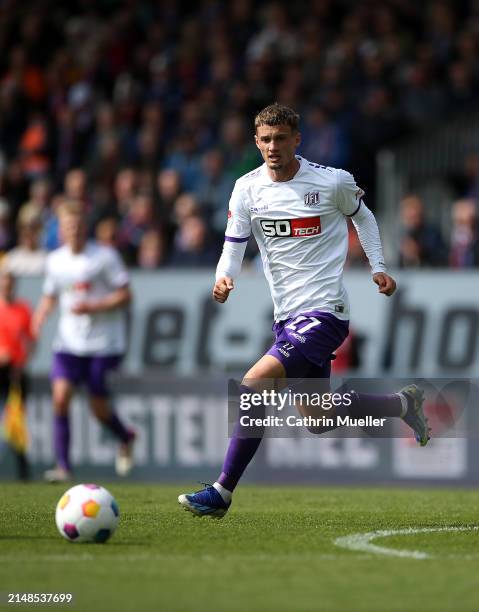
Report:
178,484,231,519
400,384,431,446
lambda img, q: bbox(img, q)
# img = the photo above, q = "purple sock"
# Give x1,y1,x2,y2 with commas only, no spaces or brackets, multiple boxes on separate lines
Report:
54,414,70,471
103,413,131,443
218,437,263,492
218,384,265,493
349,391,402,418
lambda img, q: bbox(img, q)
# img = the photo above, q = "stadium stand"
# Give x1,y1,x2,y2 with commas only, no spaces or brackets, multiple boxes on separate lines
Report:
0,0,478,267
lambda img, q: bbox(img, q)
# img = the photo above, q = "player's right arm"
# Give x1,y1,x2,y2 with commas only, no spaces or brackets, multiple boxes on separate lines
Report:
213,182,251,304
32,254,58,338
32,294,57,338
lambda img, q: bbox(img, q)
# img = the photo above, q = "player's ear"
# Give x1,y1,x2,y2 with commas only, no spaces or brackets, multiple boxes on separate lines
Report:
295,131,301,147
254,133,260,149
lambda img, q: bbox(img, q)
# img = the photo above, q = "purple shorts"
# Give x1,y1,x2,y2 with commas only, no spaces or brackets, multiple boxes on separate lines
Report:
51,352,123,397
266,311,349,378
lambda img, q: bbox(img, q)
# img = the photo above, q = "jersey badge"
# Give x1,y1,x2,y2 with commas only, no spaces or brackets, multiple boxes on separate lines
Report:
304,191,320,207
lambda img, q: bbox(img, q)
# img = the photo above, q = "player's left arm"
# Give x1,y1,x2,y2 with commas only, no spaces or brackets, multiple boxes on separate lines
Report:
336,169,396,297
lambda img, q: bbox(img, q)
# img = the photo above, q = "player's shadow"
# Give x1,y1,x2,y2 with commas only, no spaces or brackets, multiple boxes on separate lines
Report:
0,535,58,541
0,535,147,546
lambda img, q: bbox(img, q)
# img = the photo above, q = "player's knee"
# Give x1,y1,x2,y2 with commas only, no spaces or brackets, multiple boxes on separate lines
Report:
90,396,110,421
52,390,70,414
53,396,69,415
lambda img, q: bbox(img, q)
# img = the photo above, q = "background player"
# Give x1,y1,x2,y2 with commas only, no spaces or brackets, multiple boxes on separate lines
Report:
179,103,430,517
32,200,135,482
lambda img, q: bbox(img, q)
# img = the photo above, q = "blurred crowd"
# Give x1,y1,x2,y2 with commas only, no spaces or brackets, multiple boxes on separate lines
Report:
0,0,479,273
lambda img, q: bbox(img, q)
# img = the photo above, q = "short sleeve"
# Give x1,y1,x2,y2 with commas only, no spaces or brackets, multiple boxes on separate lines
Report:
42,255,58,296
336,169,365,217
103,247,129,288
224,182,251,244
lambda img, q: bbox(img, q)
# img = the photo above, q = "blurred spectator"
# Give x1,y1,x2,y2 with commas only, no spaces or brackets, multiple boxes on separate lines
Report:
1,159,29,214
118,192,156,265
194,149,234,232
168,214,221,267
246,3,300,62
220,114,258,178
114,168,138,216
172,193,201,227
18,112,52,179
449,199,479,268
300,106,349,169
399,195,447,267
0,199,13,254
42,194,65,251
3,204,47,276
163,130,202,192
95,216,120,249
461,152,479,201
63,168,88,204
29,177,52,214
137,228,167,269
157,168,182,217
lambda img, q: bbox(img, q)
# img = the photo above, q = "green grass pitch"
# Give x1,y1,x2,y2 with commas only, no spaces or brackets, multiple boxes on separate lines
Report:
1,484,479,611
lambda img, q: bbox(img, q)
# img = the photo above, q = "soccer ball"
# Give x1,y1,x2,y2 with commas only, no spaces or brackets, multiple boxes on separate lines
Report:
55,484,120,543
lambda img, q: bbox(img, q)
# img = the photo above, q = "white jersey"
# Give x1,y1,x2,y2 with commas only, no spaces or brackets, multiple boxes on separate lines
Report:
43,241,129,355
225,156,371,321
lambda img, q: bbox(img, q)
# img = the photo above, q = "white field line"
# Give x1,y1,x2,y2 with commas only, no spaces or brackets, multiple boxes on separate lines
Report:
2,527,479,563
334,526,479,559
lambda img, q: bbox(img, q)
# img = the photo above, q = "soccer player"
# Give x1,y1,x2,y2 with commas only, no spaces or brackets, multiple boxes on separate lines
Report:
178,103,430,518
32,200,135,482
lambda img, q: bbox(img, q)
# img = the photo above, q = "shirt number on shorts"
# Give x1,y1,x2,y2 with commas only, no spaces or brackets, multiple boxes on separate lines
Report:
285,316,321,334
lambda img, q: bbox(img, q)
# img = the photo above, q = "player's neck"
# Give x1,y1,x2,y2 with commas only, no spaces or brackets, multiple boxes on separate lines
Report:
267,157,300,182
68,239,86,254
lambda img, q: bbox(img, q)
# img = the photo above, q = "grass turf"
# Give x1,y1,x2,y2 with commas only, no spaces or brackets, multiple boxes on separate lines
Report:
1,484,479,611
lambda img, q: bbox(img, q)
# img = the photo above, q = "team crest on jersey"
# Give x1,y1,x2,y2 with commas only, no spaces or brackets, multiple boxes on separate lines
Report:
304,191,320,207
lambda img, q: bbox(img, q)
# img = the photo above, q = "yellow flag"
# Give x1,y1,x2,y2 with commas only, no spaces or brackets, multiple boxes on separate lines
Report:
2,383,28,453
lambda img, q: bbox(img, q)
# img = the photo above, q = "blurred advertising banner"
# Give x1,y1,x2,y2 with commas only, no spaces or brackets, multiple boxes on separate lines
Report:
17,270,479,378
0,376,476,484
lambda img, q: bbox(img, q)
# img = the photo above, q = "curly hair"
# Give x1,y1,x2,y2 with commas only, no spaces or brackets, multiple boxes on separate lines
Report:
254,103,300,132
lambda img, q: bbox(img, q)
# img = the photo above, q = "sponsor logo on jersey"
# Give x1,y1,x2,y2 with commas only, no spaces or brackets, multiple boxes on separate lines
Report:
304,191,320,207
250,205,270,213
260,216,322,238
73,281,92,291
